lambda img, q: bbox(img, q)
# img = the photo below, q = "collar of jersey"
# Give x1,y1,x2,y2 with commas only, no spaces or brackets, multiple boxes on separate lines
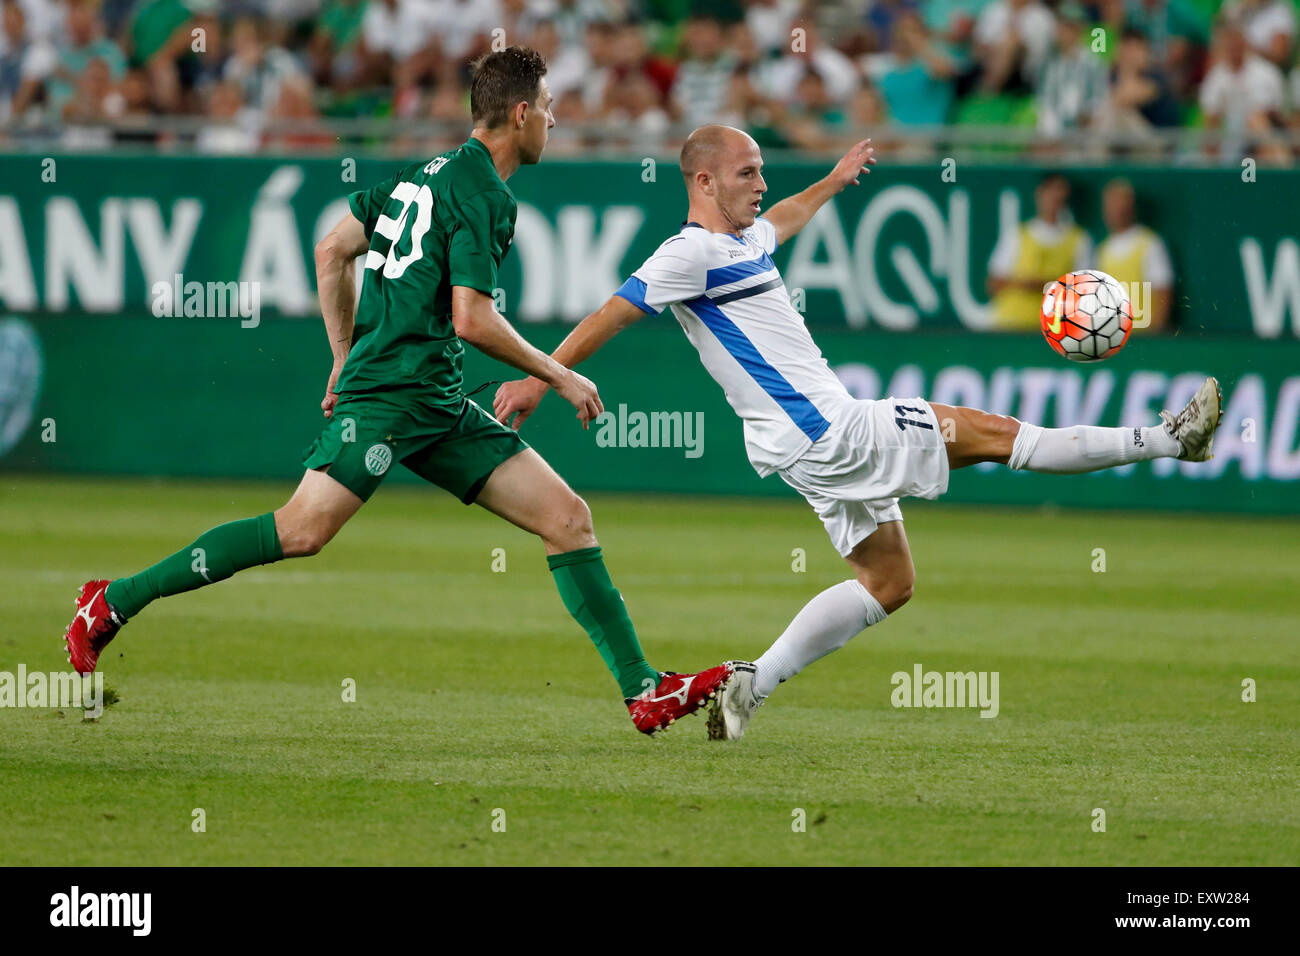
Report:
682,220,747,244
462,136,505,184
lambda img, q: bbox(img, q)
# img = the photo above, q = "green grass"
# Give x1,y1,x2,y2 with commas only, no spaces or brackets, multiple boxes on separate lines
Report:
1,475,1296,865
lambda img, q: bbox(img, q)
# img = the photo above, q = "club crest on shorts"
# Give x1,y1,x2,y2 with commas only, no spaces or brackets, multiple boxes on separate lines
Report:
364,443,392,476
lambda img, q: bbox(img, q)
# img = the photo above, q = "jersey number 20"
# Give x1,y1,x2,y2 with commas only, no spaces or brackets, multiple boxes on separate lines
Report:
374,181,433,280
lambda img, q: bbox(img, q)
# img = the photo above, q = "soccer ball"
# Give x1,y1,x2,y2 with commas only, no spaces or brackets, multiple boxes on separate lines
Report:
1039,270,1133,362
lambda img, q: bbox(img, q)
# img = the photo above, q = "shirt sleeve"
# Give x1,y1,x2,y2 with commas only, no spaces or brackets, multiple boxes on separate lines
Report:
743,216,779,253
1144,234,1174,287
615,235,707,315
347,174,400,240
448,188,515,295
1074,233,1094,271
1199,68,1224,116
987,226,1019,278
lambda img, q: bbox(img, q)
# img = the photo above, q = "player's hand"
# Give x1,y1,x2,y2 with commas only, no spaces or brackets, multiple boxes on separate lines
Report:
493,376,550,431
829,138,875,191
321,362,344,418
551,369,604,430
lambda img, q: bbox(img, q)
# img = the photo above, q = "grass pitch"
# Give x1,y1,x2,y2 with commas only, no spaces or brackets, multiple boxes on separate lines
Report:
1,475,1296,865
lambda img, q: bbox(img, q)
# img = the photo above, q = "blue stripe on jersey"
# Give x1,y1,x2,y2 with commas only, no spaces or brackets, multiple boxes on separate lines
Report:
709,276,784,306
684,294,830,443
614,275,657,315
705,252,776,291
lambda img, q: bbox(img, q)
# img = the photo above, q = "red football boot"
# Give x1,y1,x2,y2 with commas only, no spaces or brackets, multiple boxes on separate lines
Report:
626,663,734,735
63,580,127,674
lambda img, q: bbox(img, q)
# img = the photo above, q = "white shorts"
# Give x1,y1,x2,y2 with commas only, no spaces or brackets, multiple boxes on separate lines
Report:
778,397,950,557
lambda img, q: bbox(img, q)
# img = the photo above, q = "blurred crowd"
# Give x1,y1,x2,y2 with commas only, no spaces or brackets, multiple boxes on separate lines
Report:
2,0,1300,159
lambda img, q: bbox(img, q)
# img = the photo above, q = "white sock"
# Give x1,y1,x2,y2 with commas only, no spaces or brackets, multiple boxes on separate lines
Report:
1008,422,1181,474
753,580,888,697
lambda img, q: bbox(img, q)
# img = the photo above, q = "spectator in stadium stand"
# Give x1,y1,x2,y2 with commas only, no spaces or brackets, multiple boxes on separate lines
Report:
551,0,616,52
986,172,1093,331
923,0,984,46
1095,177,1174,331
609,17,676,102
1103,27,1181,133
265,73,333,150
127,0,193,111
9,0,57,46
223,16,304,117
973,0,1056,93
47,0,125,115
526,20,587,103
183,4,226,106
309,0,367,89
1035,2,1108,137
109,66,159,143
604,69,670,148
743,0,800,55
579,19,618,114
671,13,738,128
0,0,56,120
757,20,858,105
869,11,957,126
357,0,434,89
1223,0,1295,69
865,0,921,51
426,0,501,65
1117,0,1210,102
1200,17,1287,160
194,77,259,154
778,67,845,149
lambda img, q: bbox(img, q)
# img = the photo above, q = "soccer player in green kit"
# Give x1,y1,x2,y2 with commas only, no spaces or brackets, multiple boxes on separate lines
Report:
62,47,732,735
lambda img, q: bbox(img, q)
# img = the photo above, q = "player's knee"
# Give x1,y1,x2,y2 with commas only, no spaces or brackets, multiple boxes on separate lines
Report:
883,579,914,613
294,530,330,558
274,509,332,558
863,569,914,613
543,493,595,550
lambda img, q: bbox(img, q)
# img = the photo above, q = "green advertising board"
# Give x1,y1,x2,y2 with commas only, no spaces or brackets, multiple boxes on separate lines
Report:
1,153,1296,512
0,153,1298,336
4,313,1297,514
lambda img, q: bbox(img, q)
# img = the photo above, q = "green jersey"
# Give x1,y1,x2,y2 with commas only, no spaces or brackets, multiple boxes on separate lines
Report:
335,137,516,402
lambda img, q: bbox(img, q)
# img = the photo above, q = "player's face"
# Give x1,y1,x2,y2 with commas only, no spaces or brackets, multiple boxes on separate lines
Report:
715,141,767,230
520,78,555,165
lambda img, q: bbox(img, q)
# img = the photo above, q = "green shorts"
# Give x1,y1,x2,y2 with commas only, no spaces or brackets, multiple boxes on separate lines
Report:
302,393,529,503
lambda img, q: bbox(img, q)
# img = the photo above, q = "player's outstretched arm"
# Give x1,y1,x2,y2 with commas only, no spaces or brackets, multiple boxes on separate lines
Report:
763,138,875,246
493,294,646,431
314,212,370,418
452,286,604,429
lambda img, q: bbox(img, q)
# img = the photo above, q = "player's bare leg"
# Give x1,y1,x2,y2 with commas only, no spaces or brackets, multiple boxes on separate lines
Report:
63,468,361,673
710,520,916,741
274,468,365,557
476,448,732,734
473,447,598,555
931,375,1223,472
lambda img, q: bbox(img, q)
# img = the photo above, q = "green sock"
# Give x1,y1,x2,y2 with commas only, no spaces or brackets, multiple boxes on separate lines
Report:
105,512,283,619
547,546,659,700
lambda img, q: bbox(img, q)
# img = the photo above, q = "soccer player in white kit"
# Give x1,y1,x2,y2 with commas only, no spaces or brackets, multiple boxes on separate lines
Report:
494,125,1223,740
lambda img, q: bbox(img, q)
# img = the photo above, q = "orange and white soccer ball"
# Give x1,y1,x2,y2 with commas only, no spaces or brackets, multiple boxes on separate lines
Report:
1040,270,1133,362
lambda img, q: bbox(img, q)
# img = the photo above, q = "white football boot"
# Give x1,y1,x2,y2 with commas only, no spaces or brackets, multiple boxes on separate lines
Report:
1159,376,1223,462
707,661,766,741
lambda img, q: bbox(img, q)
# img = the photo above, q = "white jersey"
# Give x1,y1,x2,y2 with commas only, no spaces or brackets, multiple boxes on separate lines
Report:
615,218,855,476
